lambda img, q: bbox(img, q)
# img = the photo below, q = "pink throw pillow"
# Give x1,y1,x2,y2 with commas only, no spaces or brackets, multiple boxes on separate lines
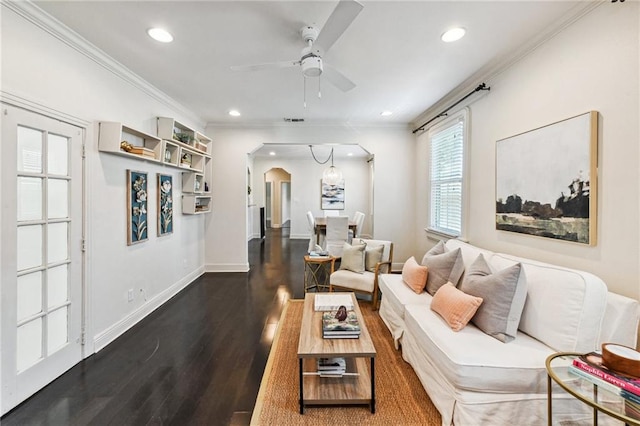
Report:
431,282,483,332
402,256,429,294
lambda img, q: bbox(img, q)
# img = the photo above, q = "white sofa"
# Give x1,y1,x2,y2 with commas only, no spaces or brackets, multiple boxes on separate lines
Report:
378,239,640,426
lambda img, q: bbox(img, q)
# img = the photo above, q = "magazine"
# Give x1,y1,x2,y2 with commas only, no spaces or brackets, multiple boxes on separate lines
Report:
573,351,640,397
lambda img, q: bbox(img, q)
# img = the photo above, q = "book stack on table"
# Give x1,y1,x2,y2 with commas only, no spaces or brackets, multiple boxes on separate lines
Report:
317,357,347,377
568,351,640,419
321,309,361,339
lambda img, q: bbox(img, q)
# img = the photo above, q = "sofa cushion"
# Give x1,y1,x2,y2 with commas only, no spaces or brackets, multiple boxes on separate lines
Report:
431,282,483,331
421,244,465,295
330,270,375,292
404,304,553,394
402,256,428,294
378,273,431,319
459,254,527,343
491,254,608,352
339,242,366,273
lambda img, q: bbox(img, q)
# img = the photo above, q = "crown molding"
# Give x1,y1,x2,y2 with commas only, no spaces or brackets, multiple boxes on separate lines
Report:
3,0,205,128
411,1,603,132
206,120,412,131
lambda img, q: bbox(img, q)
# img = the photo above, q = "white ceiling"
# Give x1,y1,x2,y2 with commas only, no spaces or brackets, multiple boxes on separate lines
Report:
34,0,588,127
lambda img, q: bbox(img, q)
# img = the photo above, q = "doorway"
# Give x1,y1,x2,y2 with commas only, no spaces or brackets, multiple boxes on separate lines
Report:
1,105,85,415
264,167,291,231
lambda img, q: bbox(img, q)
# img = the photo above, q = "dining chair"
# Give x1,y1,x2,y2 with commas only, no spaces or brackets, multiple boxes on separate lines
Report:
306,211,316,252
353,211,365,238
324,216,349,257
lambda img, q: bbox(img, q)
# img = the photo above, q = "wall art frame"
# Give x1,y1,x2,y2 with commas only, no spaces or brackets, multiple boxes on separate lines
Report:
126,169,148,245
157,173,173,236
321,179,345,210
495,111,598,245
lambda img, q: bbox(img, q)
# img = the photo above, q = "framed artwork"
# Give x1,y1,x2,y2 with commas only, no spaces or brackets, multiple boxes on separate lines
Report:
126,169,148,245
495,111,598,245
321,179,345,210
157,173,173,236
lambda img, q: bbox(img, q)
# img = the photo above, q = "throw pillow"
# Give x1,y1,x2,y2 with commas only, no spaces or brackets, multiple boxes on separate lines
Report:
422,246,465,295
401,256,429,294
365,245,384,272
459,254,527,343
339,242,366,273
431,282,483,331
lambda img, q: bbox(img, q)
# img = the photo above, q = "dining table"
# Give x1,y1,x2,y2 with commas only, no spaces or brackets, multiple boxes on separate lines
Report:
314,217,357,244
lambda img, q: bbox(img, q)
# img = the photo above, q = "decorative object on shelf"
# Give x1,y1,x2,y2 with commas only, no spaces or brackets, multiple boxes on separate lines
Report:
173,131,193,144
126,169,148,245
181,152,192,167
164,148,172,163
309,145,343,186
120,140,133,152
496,111,598,245
321,179,345,210
205,182,209,192
157,174,173,236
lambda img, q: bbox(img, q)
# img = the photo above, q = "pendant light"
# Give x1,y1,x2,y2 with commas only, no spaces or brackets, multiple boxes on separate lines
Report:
309,145,343,185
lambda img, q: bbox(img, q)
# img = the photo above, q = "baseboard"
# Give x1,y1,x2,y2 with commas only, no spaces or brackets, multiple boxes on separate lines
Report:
205,263,250,273
93,267,204,352
289,234,310,239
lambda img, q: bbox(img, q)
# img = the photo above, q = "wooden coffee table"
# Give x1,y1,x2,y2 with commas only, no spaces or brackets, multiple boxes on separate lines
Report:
297,292,377,414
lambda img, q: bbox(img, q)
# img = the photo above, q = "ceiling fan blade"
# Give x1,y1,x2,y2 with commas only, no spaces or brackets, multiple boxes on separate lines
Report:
323,63,356,92
314,0,363,53
230,60,299,72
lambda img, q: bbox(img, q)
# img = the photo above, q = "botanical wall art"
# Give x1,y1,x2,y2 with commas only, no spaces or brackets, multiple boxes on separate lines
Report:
127,169,148,245
495,111,598,245
157,173,173,236
321,179,345,210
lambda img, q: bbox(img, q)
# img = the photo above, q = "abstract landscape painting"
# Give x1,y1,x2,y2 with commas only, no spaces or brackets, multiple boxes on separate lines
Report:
495,111,597,245
321,179,345,210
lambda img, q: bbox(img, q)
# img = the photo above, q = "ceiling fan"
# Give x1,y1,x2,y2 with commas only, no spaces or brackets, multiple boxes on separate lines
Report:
230,0,363,93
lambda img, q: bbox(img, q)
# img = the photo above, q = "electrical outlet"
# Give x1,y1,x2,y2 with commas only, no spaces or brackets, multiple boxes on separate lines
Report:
127,289,134,302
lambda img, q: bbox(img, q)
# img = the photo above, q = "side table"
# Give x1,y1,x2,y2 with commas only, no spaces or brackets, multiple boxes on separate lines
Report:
303,255,336,292
546,351,640,425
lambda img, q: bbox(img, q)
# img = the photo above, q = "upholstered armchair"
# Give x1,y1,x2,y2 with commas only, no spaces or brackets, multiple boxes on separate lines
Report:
329,238,393,310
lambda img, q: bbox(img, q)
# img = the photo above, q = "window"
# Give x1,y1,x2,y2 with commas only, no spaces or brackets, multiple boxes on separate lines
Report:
428,109,468,238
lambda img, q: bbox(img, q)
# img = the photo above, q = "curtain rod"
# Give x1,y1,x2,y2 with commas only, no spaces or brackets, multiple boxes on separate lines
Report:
412,83,491,134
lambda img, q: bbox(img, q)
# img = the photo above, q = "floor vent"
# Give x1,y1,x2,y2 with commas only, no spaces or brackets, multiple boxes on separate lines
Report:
283,118,305,122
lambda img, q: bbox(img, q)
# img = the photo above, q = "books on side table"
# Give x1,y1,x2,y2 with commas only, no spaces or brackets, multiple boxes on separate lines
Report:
322,309,361,339
568,350,640,419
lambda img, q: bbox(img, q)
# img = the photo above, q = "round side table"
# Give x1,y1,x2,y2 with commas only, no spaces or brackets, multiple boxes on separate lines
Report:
303,255,336,293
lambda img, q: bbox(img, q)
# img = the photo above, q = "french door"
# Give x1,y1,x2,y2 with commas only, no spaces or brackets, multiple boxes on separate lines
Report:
1,105,84,415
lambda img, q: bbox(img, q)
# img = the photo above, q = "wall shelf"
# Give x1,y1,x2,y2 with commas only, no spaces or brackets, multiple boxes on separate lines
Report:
98,120,213,216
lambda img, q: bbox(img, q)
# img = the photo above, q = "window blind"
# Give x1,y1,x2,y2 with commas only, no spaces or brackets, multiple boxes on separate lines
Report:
430,118,464,236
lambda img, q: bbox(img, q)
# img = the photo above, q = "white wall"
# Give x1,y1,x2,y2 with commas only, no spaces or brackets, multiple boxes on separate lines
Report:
253,156,370,239
205,124,415,272
1,7,208,353
416,4,640,301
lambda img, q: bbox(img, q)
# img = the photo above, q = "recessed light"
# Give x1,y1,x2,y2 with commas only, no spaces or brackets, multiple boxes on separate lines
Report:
441,27,466,43
269,152,276,156
380,111,393,117
229,109,241,117
347,153,353,156
147,28,173,43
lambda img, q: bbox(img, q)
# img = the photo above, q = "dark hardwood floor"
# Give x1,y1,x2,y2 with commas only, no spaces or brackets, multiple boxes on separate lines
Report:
2,227,308,426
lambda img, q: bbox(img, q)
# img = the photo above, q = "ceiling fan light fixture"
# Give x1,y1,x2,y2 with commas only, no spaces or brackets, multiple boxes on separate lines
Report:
301,56,323,77
441,27,466,43
147,28,173,43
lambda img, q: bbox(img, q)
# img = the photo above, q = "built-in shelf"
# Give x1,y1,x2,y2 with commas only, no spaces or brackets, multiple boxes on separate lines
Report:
98,119,213,216
98,122,162,162
182,195,211,215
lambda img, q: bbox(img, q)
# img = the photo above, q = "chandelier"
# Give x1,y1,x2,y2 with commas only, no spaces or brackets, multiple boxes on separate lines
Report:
309,145,343,186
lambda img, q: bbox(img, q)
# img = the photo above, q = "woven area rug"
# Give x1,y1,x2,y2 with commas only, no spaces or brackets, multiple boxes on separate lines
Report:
250,299,441,425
